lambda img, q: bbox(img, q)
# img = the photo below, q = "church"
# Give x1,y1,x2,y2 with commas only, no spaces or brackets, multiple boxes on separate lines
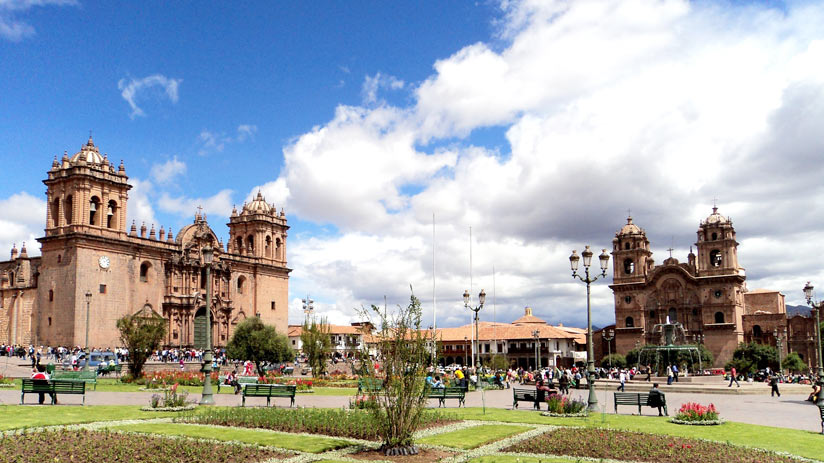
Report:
0,136,290,349
608,207,820,368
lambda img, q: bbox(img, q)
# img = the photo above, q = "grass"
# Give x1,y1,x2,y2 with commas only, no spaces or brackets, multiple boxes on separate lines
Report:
109,422,352,453
446,408,824,461
0,405,180,430
418,424,532,449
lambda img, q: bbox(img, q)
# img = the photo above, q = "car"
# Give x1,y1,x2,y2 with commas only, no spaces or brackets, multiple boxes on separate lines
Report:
62,351,118,369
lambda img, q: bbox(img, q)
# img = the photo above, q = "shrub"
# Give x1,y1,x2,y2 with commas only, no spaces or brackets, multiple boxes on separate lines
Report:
674,402,719,422
0,374,13,385
148,383,190,409
350,394,380,410
545,393,586,415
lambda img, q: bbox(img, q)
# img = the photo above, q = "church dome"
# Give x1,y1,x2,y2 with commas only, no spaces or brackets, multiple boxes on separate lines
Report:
703,206,729,225
242,191,273,215
617,216,642,236
70,136,106,165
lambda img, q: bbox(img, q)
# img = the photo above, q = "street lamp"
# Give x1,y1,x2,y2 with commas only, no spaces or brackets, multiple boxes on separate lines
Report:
773,328,785,375
199,246,215,406
463,289,486,369
82,290,92,371
302,295,314,322
464,336,468,367
532,329,541,371
802,281,824,405
569,246,610,412
602,328,615,369
695,333,705,374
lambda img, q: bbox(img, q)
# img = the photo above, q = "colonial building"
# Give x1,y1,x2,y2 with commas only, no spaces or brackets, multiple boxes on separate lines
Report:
609,207,820,368
0,137,290,348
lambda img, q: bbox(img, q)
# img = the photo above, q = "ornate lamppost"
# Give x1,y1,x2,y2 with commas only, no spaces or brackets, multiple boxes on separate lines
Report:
569,246,610,412
199,246,215,406
462,289,486,369
464,336,468,367
532,329,540,371
773,327,785,375
82,290,92,371
802,281,824,405
602,328,615,369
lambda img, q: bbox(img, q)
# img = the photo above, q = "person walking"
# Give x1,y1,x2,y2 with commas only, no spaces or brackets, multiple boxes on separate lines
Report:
728,366,740,387
617,369,626,392
671,364,679,382
645,364,652,382
769,373,780,397
666,365,674,385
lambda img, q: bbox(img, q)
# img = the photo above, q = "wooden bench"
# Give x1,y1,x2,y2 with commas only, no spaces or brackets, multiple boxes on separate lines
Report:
97,364,122,377
21,379,86,405
241,384,296,407
357,378,384,394
614,392,668,416
52,370,98,390
512,387,550,410
426,386,466,407
217,375,259,393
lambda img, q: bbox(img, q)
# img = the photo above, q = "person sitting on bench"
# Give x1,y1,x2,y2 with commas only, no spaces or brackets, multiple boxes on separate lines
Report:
648,383,665,416
31,365,55,405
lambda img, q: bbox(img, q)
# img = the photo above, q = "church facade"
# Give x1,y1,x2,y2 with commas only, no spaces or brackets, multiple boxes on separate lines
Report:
609,207,819,368
0,137,290,349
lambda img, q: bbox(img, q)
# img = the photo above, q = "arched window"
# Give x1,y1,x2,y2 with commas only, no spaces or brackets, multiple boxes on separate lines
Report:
710,249,722,267
49,289,54,301
64,195,73,224
625,316,634,328
667,308,677,323
107,200,117,229
624,242,630,250
89,196,100,225
9,271,14,285
265,236,272,258
623,258,634,275
714,311,725,323
247,235,255,253
752,325,762,338
57,254,62,263
140,262,151,282
51,199,60,227
276,238,282,260
711,232,718,240
235,236,243,254
237,276,246,294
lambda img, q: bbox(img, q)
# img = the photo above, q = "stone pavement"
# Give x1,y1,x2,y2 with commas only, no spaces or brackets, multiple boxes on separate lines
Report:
2,383,820,433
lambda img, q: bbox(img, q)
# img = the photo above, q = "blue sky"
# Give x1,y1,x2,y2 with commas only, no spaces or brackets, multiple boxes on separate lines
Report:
3,0,824,329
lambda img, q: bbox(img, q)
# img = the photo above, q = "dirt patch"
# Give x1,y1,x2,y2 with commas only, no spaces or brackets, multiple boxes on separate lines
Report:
349,447,456,462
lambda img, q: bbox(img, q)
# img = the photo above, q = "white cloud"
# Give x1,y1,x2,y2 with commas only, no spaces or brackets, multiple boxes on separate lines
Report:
236,124,257,142
118,74,182,118
126,178,157,227
158,189,234,220
0,0,77,42
262,0,824,328
0,191,45,256
361,72,405,105
198,124,257,155
150,156,186,184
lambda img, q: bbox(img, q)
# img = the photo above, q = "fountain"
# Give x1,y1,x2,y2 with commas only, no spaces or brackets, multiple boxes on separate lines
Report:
638,316,704,375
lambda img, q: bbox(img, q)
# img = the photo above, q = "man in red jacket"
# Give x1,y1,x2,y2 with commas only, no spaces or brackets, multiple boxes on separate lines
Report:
31,365,55,404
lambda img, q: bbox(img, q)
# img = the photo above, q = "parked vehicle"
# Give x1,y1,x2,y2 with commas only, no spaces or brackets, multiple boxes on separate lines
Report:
62,351,118,369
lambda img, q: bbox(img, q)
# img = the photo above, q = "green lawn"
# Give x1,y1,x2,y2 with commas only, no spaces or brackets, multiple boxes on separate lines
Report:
0,405,179,430
109,422,352,453
418,424,532,449
445,408,824,461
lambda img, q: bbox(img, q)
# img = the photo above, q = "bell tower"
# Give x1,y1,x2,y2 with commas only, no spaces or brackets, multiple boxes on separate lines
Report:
695,206,741,277
43,136,131,238
611,215,653,284
227,192,288,264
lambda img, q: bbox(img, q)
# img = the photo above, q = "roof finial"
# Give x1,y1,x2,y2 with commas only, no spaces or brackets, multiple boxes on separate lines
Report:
712,197,718,214
87,130,94,146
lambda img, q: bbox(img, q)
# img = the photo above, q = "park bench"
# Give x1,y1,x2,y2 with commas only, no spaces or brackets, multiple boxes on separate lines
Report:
614,392,668,416
52,370,98,390
282,366,294,375
512,387,552,410
241,384,296,407
217,375,259,393
357,378,384,394
426,386,466,407
21,379,86,405
818,404,824,434
98,363,122,377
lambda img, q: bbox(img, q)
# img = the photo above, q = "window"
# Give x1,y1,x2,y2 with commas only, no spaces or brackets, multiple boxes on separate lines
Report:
64,195,73,224
247,235,255,253
271,301,276,310
624,242,630,250
57,254,62,263
692,308,698,316
265,236,272,258
649,310,655,318
51,199,60,227
292,340,296,345
714,290,722,299
623,258,634,274
237,276,245,294
49,289,54,301
555,341,559,350
48,317,52,326
711,232,718,240
710,249,722,267
752,325,762,338
624,295,632,304
235,236,243,254
106,200,117,229
89,196,100,225
99,284,107,294
276,238,283,260
625,316,634,328
714,311,725,323
668,308,677,323
140,262,150,282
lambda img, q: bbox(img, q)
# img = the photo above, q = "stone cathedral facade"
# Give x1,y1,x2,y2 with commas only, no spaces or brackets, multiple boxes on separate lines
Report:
0,137,290,348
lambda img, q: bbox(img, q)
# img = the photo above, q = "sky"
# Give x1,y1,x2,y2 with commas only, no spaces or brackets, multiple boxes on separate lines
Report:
2,0,824,331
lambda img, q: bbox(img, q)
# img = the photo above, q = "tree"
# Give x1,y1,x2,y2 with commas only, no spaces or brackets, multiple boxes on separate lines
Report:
600,353,627,369
489,354,510,371
116,311,166,379
358,293,432,455
300,317,332,378
725,342,779,374
782,352,807,374
227,317,293,376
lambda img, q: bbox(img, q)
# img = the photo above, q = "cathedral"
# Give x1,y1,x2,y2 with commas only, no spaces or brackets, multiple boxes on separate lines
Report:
0,137,290,349
609,207,820,368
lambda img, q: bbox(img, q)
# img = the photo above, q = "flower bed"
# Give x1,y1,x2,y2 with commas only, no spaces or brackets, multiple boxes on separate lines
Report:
146,383,193,411
0,375,14,387
0,429,286,463
122,370,220,386
671,402,721,425
506,427,798,463
543,393,586,416
178,407,456,441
